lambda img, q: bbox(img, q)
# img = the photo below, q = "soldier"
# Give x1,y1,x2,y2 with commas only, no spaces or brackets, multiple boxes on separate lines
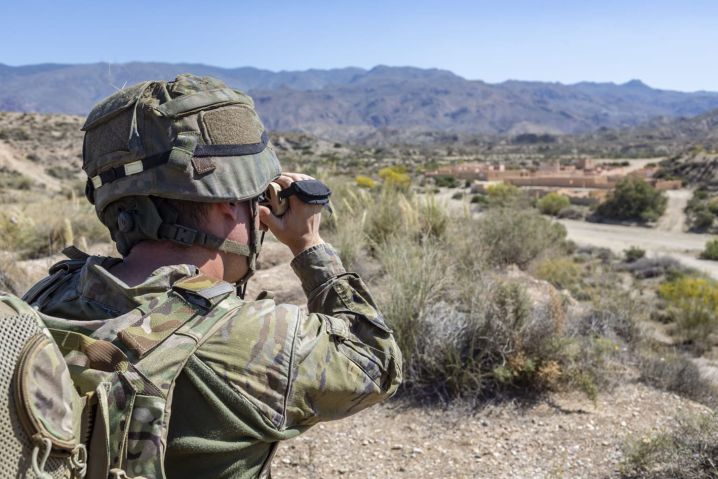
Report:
23,74,402,479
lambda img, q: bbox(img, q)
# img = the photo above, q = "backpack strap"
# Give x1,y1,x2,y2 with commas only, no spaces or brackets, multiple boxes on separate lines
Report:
116,274,243,479
22,246,90,306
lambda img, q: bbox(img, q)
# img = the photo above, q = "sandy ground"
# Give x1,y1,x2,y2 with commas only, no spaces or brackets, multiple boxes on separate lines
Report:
272,383,711,479
0,141,62,191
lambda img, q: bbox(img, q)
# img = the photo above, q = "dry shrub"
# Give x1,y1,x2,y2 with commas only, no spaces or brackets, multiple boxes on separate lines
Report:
327,179,641,404
0,256,28,295
330,184,449,247
377,225,635,403
621,412,718,479
325,187,369,269
0,196,109,259
638,352,716,405
477,207,568,269
659,275,718,352
618,256,688,279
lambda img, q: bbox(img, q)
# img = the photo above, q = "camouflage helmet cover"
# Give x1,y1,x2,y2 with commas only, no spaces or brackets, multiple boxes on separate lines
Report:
82,74,281,213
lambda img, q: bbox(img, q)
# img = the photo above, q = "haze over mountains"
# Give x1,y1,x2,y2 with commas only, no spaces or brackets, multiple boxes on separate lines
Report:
2,62,718,141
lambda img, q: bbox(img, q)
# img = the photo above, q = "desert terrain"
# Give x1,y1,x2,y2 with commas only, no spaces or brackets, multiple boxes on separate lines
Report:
2,110,718,479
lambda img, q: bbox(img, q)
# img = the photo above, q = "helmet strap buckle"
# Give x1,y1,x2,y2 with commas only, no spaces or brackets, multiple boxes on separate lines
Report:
169,225,198,246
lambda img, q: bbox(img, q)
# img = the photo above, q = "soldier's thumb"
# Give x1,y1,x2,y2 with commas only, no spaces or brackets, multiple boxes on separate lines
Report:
258,205,282,232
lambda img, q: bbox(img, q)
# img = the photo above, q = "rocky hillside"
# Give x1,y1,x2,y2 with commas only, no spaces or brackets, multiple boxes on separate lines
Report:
3,63,718,140
658,150,718,189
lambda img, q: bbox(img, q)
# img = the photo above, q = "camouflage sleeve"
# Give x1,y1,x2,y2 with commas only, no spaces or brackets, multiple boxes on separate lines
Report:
283,243,402,428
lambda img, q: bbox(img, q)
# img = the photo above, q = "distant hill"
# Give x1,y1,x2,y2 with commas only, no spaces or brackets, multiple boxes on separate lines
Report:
2,62,718,140
562,107,718,158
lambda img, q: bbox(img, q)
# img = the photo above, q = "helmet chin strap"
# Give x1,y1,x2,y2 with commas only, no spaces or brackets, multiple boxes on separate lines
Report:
105,196,265,299
155,198,264,299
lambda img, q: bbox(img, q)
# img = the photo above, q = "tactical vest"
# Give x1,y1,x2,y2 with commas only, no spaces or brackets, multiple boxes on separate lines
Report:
1,272,244,479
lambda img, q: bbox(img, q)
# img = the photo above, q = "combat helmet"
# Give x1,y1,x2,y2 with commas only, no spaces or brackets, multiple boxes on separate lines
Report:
82,74,281,288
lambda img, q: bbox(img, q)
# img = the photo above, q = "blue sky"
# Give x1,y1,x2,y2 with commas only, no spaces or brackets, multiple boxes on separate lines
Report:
2,0,716,92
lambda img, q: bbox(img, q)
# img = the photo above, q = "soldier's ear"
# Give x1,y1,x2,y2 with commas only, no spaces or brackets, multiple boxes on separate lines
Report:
217,202,249,223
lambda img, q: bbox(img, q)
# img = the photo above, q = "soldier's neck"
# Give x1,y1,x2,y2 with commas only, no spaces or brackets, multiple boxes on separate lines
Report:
109,241,244,287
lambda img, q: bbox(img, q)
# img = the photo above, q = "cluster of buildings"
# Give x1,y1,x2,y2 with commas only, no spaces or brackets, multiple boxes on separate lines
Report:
426,159,681,205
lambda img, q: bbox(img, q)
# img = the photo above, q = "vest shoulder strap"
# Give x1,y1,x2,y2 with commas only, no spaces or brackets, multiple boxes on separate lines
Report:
22,246,91,306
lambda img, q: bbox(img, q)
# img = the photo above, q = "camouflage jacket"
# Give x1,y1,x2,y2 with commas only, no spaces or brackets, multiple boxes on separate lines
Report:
24,243,402,479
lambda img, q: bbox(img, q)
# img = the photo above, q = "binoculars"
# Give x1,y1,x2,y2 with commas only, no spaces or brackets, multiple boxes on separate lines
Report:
259,179,332,217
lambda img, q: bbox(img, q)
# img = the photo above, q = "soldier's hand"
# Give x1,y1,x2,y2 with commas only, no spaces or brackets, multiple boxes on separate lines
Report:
258,173,325,256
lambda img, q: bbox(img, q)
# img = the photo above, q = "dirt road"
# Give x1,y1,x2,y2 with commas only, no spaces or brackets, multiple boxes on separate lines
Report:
560,219,718,278
656,188,692,233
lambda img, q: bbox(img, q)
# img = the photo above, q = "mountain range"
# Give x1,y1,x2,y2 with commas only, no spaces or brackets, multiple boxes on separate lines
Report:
1,62,718,140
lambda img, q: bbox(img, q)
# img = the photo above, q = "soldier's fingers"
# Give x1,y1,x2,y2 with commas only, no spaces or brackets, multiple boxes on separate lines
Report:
282,172,314,182
273,175,294,189
258,205,283,232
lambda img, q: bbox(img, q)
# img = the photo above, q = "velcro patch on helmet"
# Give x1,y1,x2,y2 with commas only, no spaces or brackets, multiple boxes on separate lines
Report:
200,105,264,145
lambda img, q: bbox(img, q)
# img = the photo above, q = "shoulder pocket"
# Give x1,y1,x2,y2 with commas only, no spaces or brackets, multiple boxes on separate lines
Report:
323,315,384,386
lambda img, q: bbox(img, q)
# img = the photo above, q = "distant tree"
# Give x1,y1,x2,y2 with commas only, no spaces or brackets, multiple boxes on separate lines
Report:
595,176,667,223
537,192,571,216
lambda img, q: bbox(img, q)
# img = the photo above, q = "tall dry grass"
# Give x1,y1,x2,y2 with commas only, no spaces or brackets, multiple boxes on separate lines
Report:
0,194,109,259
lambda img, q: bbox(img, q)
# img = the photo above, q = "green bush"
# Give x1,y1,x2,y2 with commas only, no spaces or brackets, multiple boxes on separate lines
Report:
434,175,458,188
700,239,718,260
624,246,646,263
470,194,487,205
537,192,571,216
533,257,582,291
691,207,714,230
595,176,667,222
477,208,568,269
485,183,526,208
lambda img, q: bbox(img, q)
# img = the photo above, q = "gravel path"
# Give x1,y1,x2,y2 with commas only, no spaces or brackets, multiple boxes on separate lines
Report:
560,219,718,279
656,189,692,233
272,383,710,479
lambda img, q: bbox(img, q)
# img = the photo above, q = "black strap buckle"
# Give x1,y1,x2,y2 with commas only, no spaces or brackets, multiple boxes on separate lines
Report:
171,225,198,246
